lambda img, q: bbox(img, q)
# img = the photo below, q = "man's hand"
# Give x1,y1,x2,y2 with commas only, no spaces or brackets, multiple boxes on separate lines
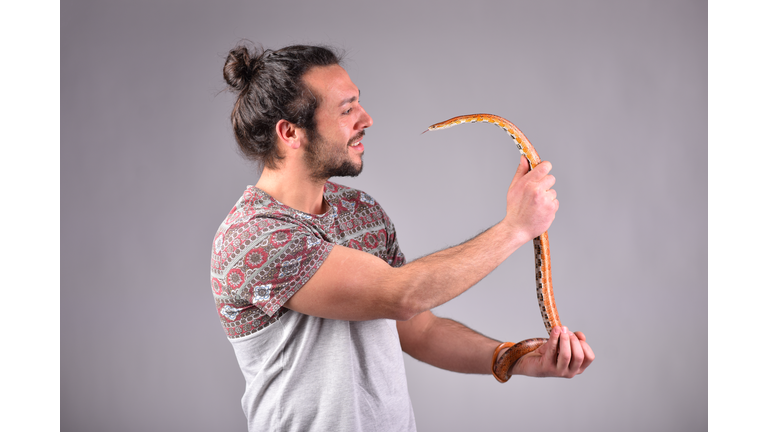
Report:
504,155,559,244
510,326,595,378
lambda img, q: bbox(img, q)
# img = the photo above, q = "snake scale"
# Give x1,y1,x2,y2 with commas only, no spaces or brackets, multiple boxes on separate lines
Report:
423,114,562,383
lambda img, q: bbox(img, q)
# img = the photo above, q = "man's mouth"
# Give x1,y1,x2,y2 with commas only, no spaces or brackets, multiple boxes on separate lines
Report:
348,132,365,147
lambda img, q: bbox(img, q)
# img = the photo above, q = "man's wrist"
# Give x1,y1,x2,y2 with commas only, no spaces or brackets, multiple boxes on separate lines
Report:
493,220,529,255
491,342,514,383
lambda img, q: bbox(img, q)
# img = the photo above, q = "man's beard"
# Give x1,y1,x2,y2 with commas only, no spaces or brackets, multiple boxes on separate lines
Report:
303,128,364,182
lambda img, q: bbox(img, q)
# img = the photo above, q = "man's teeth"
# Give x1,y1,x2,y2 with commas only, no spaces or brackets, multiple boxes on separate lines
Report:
351,141,361,146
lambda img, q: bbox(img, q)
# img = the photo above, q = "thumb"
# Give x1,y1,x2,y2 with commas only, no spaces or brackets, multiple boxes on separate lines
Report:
511,154,530,184
543,326,563,362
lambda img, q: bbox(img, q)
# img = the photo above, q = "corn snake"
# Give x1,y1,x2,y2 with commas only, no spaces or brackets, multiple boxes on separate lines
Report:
423,114,562,383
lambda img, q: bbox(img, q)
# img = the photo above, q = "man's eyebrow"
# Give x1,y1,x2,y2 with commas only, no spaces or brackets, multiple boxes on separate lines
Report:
339,90,361,107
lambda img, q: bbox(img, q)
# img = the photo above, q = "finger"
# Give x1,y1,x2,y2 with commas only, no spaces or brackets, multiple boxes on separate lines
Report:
540,174,556,191
568,332,585,373
572,331,594,366
579,340,595,371
544,326,562,364
528,160,552,180
556,326,572,372
547,188,557,201
511,155,530,183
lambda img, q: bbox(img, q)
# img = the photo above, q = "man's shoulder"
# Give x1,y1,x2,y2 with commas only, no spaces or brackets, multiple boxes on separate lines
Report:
212,186,306,255
324,180,355,195
325,181,380,209
222,186,294,225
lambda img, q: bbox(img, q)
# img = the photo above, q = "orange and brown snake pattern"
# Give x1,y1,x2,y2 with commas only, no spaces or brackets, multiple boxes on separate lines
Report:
423,114,562,382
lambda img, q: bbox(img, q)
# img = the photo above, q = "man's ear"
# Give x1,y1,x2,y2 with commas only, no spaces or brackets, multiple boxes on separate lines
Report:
275,119,304,150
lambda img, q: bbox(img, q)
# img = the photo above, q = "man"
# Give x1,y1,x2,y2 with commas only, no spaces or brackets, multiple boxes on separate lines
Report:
212,44,594,431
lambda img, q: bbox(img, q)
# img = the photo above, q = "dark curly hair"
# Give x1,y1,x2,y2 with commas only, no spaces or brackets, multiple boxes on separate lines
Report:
223,43,342,169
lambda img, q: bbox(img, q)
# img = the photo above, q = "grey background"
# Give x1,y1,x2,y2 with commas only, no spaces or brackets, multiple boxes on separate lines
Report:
61,0,706,431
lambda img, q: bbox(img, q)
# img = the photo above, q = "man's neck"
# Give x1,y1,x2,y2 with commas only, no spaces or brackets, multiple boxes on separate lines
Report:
255,166,328,215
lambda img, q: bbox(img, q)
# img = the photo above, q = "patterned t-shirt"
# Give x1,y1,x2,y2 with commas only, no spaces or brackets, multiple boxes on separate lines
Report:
210,181,405,337
210,182,416,432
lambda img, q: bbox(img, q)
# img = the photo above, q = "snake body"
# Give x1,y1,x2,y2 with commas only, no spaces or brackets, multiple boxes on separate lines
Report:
424,114,562,382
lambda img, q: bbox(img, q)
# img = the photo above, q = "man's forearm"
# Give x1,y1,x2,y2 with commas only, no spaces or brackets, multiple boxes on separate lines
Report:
398,311,500,375
284,221,527,322
391,221,526,320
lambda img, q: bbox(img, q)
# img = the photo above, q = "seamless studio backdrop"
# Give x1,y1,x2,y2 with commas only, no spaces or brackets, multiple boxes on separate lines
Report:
61,1,706,431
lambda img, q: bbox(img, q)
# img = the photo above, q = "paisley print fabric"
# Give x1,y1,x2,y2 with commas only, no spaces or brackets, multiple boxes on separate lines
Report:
210,181,405,339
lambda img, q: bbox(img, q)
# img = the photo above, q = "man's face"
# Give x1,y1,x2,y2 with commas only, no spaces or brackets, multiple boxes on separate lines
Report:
301,65,372,181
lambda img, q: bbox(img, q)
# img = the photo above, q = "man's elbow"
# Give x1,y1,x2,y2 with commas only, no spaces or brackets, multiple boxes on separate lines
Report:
391,302,419,322
375,266,425,322
389,283,425,322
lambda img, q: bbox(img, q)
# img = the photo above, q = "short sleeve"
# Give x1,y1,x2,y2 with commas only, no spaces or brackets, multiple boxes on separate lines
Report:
379,206,406,268
223,219,334,317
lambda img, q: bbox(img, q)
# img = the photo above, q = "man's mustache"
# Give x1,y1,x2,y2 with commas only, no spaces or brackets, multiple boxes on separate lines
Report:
348,131,365,145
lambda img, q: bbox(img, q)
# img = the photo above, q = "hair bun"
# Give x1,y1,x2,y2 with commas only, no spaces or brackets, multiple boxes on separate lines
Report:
223,45,261,91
